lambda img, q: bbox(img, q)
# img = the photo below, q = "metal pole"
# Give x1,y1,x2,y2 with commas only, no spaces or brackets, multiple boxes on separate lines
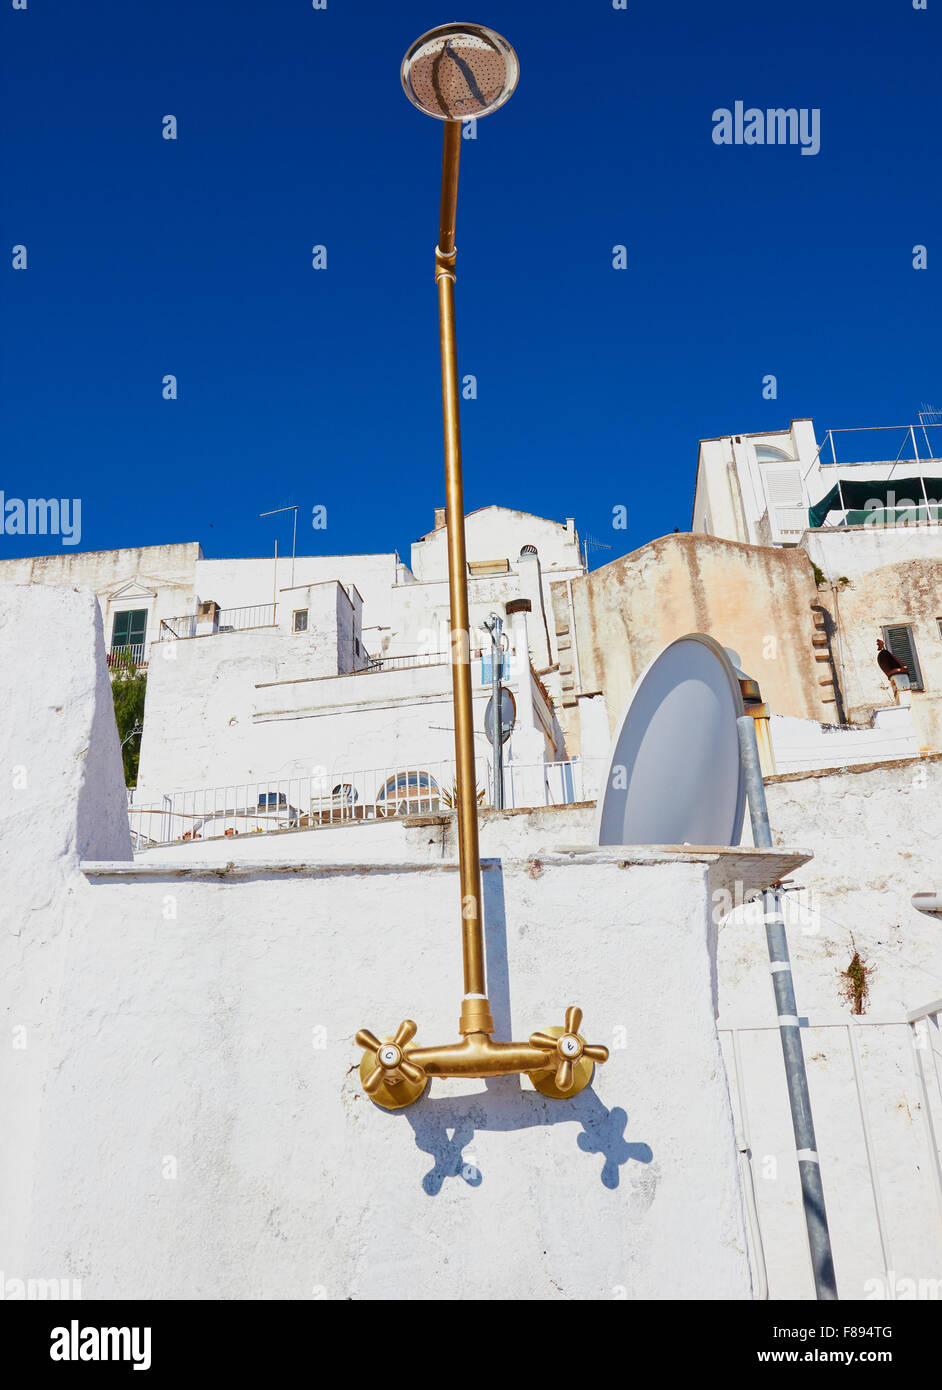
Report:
435,121,490,1026
737,715,839,1300
259,505,298,589
487,615,504,810
730,1029,770,1299
846,1022,894,1295
911,1019,942,1231
919,417,932,461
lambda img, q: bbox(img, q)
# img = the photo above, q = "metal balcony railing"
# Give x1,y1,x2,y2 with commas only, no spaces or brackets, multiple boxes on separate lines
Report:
356,651,450,674
159,604,277,639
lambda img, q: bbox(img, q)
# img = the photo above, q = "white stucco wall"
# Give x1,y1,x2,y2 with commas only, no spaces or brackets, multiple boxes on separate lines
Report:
770,707,920,773
195,553,401,654
3,850,759,1300
0,586,132,1274
1,581,799,1301
721,754,942,1298
804,522,942,582
136,628,561,814
10,584,941,1302
410,506,582,584
137,611,366,799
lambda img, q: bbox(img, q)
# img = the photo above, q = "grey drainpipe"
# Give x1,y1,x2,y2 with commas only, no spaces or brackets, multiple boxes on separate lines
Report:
737,715,839,1300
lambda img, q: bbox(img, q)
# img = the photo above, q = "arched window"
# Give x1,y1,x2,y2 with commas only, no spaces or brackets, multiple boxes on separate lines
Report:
375,771,441,817
520,544,538,556
754,444,794,462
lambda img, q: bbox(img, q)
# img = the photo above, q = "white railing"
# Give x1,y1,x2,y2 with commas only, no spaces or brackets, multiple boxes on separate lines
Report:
159,604,276,640
108,643,147,670
501,758,598,808
806,422,942,476
128,757,596,845
720,1001,942,1300
128,760,482,844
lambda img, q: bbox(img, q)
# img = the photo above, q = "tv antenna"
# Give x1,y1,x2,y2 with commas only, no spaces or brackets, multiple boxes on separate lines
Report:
917,406,941,458
258,504,299,588
582,532,613,571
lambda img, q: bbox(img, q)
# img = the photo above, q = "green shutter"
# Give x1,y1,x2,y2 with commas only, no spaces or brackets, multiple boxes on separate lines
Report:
111,609,147,649
884,625,922,690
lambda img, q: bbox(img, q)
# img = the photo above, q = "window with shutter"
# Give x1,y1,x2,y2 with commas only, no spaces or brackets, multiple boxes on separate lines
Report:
763,465,806,538
111,609,147,648
882,624,924,691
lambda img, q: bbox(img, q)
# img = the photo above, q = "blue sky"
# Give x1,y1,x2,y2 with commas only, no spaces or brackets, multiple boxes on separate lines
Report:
2,0,939,568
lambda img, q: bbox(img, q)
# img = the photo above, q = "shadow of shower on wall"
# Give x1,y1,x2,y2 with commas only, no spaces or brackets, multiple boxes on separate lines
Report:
398,859,653,1194
403,1083,653,1195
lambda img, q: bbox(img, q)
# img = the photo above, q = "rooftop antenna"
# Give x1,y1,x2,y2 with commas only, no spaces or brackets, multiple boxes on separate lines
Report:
594,632,837,1300
258,504,298,588
582,532,612,571
917,406,941,460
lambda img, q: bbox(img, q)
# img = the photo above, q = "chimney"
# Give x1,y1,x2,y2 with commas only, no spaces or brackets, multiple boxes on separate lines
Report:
434,507,446,530
195,599,220,636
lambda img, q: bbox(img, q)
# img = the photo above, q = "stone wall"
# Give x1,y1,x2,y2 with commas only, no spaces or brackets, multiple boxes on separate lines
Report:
553,531,830,733
807,542,942,753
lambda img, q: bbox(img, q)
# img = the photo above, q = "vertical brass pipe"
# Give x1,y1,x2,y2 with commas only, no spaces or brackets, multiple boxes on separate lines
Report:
434,122,490,1023
438,119,461,256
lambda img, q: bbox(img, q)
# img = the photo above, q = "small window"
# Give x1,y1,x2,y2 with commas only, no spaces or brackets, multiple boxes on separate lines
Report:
937,618,942,640
292,609,308,633
882,624,924,691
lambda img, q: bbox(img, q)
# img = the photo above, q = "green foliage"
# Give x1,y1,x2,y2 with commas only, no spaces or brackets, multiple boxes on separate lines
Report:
111,666,147,786
811,563,826,588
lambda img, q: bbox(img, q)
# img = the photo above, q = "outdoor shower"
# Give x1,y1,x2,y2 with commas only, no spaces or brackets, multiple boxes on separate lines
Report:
354,24,609,1109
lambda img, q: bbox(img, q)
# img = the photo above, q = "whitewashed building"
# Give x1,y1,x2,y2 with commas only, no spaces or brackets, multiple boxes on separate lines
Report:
0,507,591,844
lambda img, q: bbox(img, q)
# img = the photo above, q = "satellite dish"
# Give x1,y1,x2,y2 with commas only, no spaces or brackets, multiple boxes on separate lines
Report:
595,634,746,847
484,687,516,745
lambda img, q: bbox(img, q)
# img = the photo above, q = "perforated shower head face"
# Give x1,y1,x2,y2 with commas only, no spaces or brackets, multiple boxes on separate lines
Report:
401,23,519,121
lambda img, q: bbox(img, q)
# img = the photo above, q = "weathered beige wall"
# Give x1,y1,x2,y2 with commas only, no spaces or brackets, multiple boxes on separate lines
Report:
0,542,202,663
814,555,942,752
555,532,830,734
0,541,201,596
